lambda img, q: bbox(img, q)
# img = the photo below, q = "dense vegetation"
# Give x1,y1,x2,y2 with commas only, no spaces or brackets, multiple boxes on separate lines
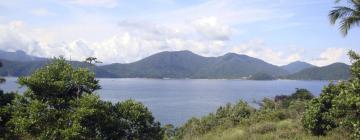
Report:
170,89,347,140
0,58,162,139
0,50,350,80
302,51,360,138
169,51,360,140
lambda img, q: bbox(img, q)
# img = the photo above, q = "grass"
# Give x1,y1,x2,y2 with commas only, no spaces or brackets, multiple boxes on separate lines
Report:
183,119,351,140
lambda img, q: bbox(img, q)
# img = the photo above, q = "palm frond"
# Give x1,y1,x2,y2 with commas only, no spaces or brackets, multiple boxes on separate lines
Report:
339,15,360,36
352,0,360,5
329,6,357,24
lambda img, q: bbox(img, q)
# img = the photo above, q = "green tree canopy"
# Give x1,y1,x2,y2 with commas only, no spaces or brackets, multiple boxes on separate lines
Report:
18,57,100,109
7,58,163,139
302,51,360,138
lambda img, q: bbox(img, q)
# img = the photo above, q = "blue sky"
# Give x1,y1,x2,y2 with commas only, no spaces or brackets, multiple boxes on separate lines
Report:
0,0,359,66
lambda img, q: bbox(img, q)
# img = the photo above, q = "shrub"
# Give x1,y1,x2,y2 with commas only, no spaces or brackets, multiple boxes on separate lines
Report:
302,51,360,138
302,83,339,135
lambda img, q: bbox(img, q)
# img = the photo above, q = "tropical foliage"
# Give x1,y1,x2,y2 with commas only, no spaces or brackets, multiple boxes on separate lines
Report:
0,58,162,139
329,0,360,36
173,88,353,140
0,61,16,138
302,51,360,139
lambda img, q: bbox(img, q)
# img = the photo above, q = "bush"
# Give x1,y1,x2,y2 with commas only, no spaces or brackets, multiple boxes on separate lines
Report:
302,51,360,138
0,92,16,138
275,88,314,108
302,83,339,135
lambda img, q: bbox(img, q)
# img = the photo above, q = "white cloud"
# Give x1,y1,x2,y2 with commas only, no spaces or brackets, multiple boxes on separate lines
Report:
65,0,118,8
0,22,42,55
192,17,232,40
0,0,337,66
231,40,301,65
31,8,56,16
0,19,302,65
310,48,347,66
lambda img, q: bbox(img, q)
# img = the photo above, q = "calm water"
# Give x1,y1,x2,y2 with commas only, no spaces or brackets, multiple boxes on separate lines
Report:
1,77,329,126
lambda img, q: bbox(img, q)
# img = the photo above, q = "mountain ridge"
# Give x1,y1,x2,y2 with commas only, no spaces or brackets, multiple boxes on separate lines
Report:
99,50,288,78
0,50,47,62
0,50,350,80
281,61,316,74
287,62,350,80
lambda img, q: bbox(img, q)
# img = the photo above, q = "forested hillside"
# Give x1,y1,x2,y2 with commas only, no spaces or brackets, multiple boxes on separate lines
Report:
287,63,350,80
0,50,350,80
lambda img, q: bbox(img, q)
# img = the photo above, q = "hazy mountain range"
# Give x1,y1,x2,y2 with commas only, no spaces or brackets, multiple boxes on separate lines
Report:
0,50,350,80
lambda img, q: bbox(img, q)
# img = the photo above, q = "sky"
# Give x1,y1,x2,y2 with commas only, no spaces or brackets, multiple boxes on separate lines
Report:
0,0,359,66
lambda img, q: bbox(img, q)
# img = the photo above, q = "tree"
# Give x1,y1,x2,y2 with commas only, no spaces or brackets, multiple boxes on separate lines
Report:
84,57,102,65
7,58,163,139
331,51,360,138
84,57,102,73
289,88,314,101
302,83,340,135
302,51,360,138
82,99,163,140
329,0,360,36
17,57,100,109
8,58,102,139
0,61,16,138
113,100,163,140
163,124,175,140
274,88,314,108
328,2,360,137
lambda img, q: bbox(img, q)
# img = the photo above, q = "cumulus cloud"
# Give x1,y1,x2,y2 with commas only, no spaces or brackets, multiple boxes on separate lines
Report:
310,48,347,66
231,40,301,65
192,17,232,40
1,0,331,65
0,19,302,65
0,21,42,55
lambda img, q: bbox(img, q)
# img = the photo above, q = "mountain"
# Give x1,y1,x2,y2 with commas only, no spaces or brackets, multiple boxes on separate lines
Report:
0,50,351,80
99,51,288,79
100,50,213,78
0,59,116,77
0,59,47,76
0,50,47,62
281,61,316,74
287,63,350,80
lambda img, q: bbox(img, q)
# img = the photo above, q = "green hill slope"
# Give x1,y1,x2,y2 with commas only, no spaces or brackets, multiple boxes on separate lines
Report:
287,63,350,80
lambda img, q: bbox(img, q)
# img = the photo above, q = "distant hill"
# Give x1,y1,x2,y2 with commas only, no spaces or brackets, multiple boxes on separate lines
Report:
0,59,115,77
287,63,350,80
0,50,351,80
99,51,288,79
0,50,47,62
281,61,316,74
